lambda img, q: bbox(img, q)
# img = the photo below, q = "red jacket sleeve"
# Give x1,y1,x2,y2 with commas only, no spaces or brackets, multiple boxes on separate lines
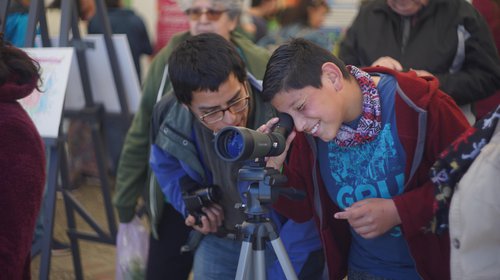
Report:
394,90,471,238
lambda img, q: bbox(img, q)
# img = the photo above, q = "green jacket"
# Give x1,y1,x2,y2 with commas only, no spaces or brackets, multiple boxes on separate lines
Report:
113,30,270,237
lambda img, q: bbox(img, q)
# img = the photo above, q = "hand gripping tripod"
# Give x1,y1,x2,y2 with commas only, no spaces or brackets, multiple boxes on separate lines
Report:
234,161,304,280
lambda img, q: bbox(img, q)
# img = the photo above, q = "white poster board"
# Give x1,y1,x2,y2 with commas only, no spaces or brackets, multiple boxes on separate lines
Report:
19,48,74,139
63,34,142,113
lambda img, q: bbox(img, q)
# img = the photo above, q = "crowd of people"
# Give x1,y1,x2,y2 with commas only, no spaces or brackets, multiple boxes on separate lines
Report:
2,0,500,279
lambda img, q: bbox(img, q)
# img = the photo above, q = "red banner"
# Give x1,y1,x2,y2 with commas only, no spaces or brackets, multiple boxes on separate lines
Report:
156,0,190,52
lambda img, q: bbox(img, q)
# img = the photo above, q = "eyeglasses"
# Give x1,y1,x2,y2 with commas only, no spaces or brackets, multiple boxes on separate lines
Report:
198,86,250,124
185,8,228,21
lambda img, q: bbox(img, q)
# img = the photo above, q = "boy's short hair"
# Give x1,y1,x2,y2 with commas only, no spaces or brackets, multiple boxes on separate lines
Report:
168,33,247,105
179,0,243,19
262,38,351,101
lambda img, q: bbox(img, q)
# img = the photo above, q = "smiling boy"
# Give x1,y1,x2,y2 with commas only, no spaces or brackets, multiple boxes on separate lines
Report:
262,38,470,279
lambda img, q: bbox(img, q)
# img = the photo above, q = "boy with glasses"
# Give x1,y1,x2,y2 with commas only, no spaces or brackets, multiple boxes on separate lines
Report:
195,86,250,125
115,0,322,277
113,0,272,278
149,33,319,279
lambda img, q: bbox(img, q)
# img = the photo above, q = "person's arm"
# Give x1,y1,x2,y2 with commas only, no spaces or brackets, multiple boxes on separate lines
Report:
434,6,500,105
393,90,471,238
113,54,167,223
149,144,224,234
149,144,188,216
256,117,313,222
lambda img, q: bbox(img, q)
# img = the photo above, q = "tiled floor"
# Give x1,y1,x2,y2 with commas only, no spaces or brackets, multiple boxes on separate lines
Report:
31,181,117,280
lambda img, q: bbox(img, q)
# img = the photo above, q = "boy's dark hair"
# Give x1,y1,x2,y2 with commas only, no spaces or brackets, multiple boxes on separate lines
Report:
262,38,351,101
168,33,247,105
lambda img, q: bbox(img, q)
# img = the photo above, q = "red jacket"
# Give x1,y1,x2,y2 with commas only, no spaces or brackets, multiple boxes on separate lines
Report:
273,67,470,280
0,76,45,280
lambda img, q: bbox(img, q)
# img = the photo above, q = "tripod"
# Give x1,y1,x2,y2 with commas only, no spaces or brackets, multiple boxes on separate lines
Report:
234,161,302,280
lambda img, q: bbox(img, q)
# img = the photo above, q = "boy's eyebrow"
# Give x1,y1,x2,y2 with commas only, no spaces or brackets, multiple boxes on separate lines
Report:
197,86,243,111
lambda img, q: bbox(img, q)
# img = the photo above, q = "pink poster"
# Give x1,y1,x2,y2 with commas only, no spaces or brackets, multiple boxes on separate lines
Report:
156,0,190,52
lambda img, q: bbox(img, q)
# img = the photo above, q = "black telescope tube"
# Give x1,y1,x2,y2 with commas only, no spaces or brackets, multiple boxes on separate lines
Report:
214,113,294,162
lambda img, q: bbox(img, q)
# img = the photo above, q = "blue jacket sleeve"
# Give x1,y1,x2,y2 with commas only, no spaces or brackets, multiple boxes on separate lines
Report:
149,143,188,217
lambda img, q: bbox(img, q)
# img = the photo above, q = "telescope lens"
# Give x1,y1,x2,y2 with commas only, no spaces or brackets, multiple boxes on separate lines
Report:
224,130,244,159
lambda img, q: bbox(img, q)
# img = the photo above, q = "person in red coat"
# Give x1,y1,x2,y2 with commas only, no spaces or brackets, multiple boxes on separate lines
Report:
259,38,470,279
0,35,45,279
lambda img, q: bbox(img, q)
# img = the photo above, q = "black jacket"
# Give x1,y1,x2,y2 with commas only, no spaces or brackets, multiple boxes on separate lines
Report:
339,0,500,105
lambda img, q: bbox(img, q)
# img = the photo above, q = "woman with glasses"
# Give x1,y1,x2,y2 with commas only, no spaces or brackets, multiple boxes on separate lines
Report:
114,0,321,279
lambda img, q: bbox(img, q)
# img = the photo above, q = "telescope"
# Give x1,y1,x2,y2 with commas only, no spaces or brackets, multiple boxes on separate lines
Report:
214,113,294,162
214,113,303,280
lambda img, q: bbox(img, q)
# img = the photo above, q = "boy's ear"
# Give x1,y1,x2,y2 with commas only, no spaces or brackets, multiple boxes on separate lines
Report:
322,62,343,92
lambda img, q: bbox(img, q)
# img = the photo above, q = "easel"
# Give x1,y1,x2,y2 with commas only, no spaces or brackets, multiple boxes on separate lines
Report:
1,0,130,279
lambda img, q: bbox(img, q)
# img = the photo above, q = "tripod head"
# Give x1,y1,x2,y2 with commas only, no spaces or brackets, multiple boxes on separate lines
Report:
236,158,305,223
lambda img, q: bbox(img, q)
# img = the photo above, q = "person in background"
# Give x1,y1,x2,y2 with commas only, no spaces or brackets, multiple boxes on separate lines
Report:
4,0,75,255
339,0,500,124
258,0,331,50
258,0,332,51
88,0,153,80
114,0,321,279
244,0,279,42
0,34,45,279
429,105,500,279
260,38,470,279
4,0,30,47
47,0,95,22
472,0,500,119
45,0,95,44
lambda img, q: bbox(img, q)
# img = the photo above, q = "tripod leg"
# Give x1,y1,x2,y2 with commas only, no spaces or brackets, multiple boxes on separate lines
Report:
253,249,266,280
270,237,298,280
236,240,253,280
